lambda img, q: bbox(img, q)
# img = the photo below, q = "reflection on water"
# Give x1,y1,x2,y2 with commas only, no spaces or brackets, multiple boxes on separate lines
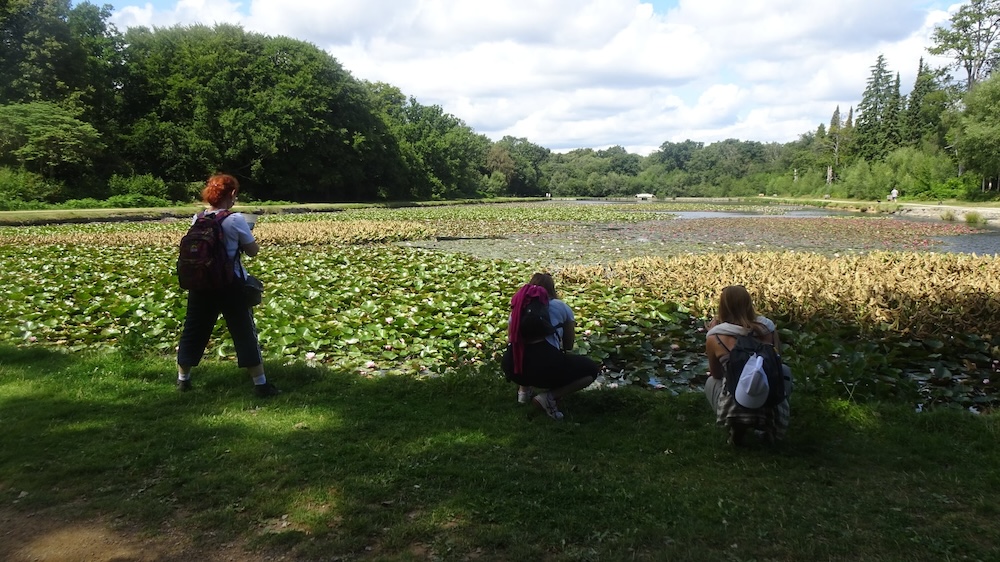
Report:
664,209,852,220
935,231,1000,255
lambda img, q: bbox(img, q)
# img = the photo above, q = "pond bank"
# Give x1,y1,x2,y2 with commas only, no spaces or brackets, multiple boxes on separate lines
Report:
894,203,1000,225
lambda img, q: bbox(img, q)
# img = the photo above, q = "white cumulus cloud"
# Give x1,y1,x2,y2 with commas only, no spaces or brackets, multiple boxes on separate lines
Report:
107,0,958,155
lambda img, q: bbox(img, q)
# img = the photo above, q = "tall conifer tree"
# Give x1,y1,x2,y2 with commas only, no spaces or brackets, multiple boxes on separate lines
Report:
855,55,900,161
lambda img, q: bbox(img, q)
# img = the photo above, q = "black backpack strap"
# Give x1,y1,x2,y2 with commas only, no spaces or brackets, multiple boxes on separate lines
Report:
715,334,731,352
208,209,240,272
211,209,232,223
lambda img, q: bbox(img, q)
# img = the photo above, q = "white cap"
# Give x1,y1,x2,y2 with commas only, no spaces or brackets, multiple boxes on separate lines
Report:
735,355,769,409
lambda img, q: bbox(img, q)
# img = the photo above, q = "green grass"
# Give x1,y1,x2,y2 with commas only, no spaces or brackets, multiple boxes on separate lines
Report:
1,344,998,561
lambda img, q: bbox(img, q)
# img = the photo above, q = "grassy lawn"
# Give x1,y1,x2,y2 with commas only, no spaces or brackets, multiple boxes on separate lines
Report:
3,200,1000,560
1,344,998,561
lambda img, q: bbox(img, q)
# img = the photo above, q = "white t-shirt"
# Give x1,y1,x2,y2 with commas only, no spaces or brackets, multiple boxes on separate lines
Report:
192,211,255,278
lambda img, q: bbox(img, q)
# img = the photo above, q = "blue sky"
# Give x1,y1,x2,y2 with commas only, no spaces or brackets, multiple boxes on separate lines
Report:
82,0,961,154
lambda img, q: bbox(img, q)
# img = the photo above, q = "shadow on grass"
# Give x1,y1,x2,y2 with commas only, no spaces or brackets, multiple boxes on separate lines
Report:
1,344,998,561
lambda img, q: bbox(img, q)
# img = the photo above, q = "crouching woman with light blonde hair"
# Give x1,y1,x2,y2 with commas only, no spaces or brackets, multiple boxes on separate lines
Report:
704,285,792,445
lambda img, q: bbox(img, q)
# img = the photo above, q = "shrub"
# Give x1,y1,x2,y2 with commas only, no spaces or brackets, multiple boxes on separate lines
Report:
183,181,205,202
0,166,62,202
104,194,171,208
940,210,956,221
925,177,976,201
0,197,48,211
61,198,105,209
964,211,986,225
108,174,168,198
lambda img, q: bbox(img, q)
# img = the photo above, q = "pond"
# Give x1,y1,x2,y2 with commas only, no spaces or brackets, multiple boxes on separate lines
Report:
403,202,999,267
653,208,847,220
937,230,1000,255
663,208,1000,255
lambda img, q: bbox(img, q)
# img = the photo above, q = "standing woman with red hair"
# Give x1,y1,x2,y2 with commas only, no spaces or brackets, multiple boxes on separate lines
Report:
175,173,279,397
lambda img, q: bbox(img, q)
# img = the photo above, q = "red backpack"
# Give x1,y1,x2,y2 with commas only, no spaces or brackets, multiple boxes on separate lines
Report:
176,210,234,291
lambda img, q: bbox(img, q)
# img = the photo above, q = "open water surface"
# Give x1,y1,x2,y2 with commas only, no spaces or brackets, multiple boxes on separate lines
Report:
404,201,1000,264
930,228,1000,255
633,203,1000,256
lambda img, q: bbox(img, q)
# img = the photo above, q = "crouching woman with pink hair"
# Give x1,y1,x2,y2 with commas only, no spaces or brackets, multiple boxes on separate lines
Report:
501,273,599,420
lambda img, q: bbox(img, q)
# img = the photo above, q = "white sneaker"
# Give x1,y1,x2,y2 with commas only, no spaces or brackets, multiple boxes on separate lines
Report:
533,392,564,420
517,387,533,403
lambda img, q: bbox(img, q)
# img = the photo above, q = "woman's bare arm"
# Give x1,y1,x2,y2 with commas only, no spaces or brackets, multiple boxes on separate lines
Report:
706,335,727,379
562,319,576,351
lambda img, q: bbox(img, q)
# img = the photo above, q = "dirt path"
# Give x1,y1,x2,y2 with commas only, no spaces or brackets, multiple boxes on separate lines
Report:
0,506,281,562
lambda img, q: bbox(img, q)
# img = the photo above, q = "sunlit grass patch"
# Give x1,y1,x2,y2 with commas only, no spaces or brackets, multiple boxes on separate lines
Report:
821,398,882,430
2,347,999,560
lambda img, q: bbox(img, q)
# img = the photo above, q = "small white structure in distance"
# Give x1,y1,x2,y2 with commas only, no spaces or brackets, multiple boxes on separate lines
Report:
635,193,655,202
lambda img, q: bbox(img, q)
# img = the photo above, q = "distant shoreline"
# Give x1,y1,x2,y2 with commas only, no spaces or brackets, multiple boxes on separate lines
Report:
895,203,1000,224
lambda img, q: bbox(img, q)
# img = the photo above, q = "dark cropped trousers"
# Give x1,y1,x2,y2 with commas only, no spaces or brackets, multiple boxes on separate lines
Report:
177,281,262,368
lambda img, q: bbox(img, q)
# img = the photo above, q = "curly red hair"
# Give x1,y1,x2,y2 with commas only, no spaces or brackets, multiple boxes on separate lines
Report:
201,174,239,207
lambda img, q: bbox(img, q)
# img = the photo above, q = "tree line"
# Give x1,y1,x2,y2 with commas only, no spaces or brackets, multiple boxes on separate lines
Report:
2,0,1000,207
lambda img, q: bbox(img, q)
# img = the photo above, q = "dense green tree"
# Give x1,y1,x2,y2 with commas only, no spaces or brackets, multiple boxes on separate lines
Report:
886,73,903,150
493,136,550,196
367,83,489,199
0,101,103,194
544,149,596,196
685,138,772,187
399,101,490,199
901,58,948,147
648,140,702,172
0,2,125,191
802,127,826,171
955,72,1000,191
929,0,1000,91
823,106,852,175
66,3,124,133
883,146,958,199
0,0,85,104
485,143,516,191
598,145,641,176
119,24,401,201
855,55,901,161
363,82,430,200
